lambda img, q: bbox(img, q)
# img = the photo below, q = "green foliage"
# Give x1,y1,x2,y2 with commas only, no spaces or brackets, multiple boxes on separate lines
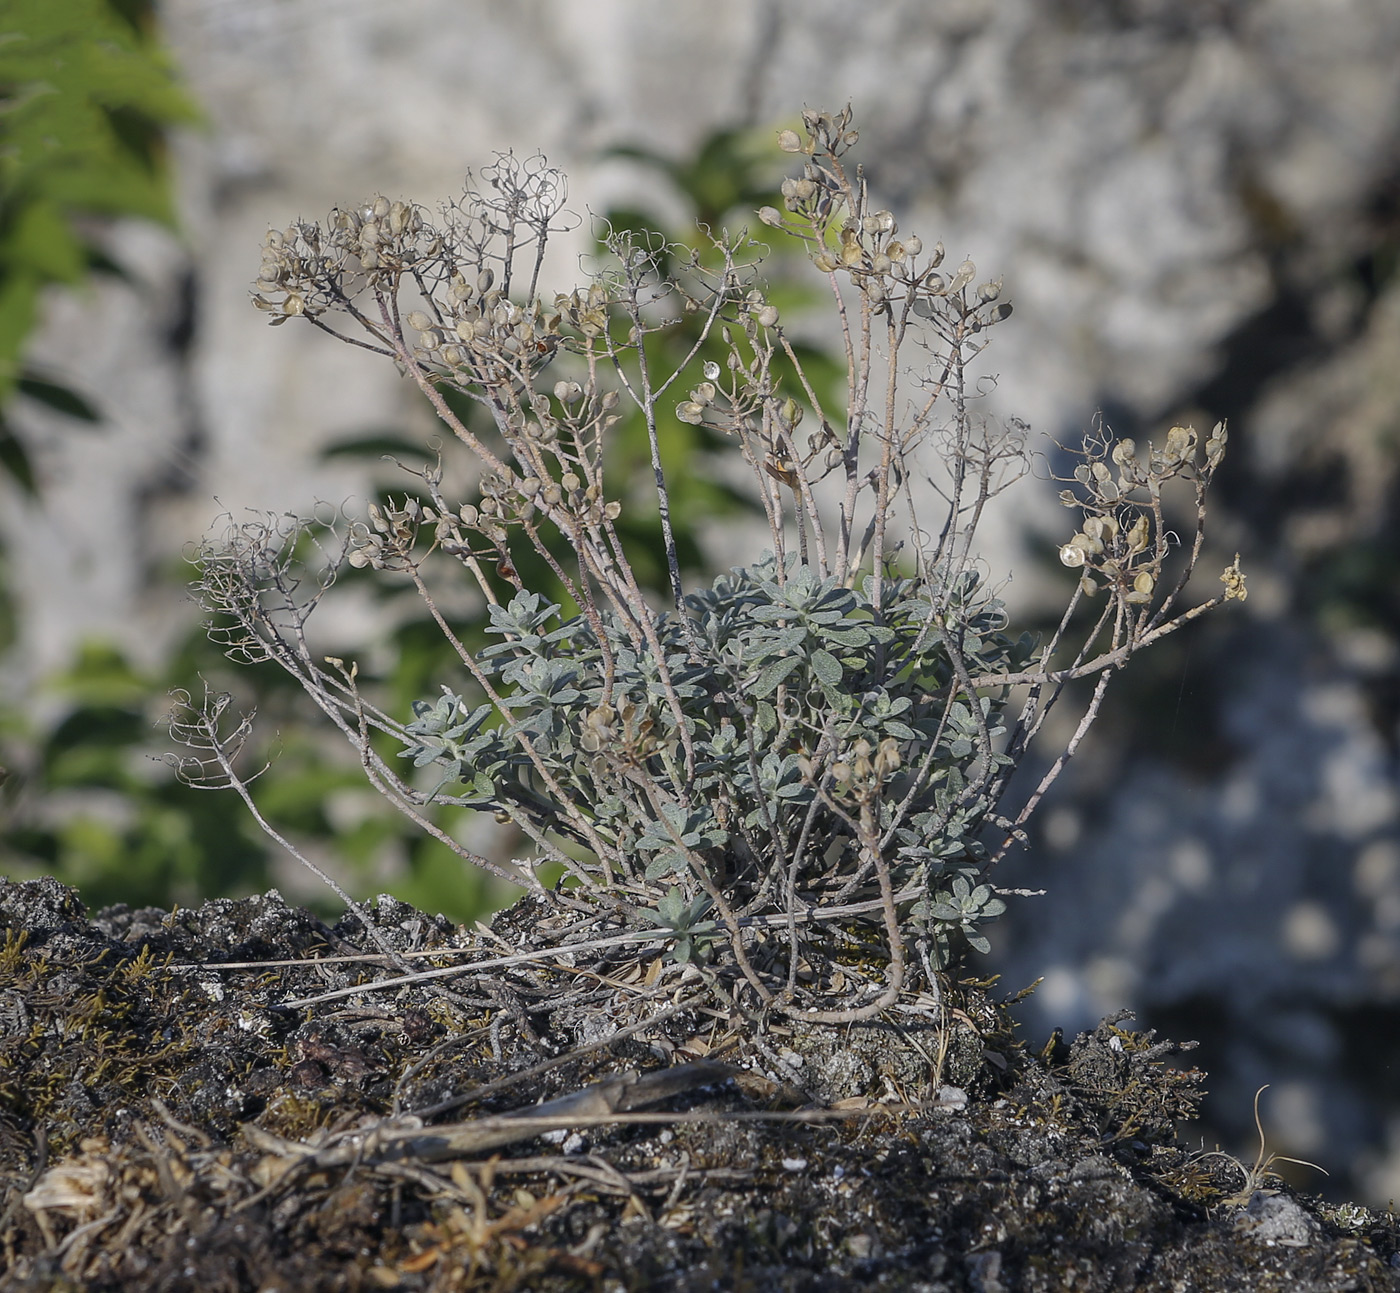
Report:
0,0,197,486
0,642,269,910
401,559,1032,965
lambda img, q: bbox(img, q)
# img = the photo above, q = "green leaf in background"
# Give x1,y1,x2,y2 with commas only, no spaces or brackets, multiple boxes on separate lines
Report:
0,0,199,411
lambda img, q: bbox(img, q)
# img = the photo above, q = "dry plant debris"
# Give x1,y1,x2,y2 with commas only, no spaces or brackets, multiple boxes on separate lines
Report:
3,876,1399,1292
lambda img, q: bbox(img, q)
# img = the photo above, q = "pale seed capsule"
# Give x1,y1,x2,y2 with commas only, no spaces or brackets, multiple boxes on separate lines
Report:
777,129,802,152
360,250,379,269
406,311,434,331
519,476,541,496
477,268,495,293
458,504,479,525
281,293,305,316
419,329,441,350
541,482,562,505
561,472,581,492
904,235,923,256
754,304,780,327
604,500,622,520
758,206,784,227
372,196,391,219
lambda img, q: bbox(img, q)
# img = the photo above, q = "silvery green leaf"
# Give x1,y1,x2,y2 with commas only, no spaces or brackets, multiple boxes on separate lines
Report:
810,648,842,687
752,654,802,697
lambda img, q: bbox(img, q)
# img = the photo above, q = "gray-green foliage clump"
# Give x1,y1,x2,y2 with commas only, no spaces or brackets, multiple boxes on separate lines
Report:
402,558,1023,965
187,107,1240,1023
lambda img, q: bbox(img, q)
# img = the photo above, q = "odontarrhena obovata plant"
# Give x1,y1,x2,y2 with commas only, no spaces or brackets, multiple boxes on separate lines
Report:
177,107,1244,1024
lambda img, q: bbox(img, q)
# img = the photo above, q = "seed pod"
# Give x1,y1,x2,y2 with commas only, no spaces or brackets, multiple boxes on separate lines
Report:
281,293,305,317
904,234,923,257
812,251,839,272
458,504,479,525
477,268,495,293
677,402,706,424
758,206,784,227
946,260,976,294
604,500,622,520
1125,514,1150,554
541,482,562,505
372,196,391,219
777,129,802,152
561,472,581,493
754,304,780,327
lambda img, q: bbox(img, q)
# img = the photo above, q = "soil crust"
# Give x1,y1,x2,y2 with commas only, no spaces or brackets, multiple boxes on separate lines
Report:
2,875,1398,1291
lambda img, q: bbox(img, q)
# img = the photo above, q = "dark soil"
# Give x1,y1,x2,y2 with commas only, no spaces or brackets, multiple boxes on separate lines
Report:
1,875,1397,1291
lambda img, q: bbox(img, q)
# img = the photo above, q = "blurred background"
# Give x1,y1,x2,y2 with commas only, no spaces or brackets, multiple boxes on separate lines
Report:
3,0,1399,1206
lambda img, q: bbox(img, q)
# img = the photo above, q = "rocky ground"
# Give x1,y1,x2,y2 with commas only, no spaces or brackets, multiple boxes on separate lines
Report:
2,874,1398,1292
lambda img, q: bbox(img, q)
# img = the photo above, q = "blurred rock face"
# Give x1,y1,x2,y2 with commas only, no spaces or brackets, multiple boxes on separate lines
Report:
5,0,1400,1199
